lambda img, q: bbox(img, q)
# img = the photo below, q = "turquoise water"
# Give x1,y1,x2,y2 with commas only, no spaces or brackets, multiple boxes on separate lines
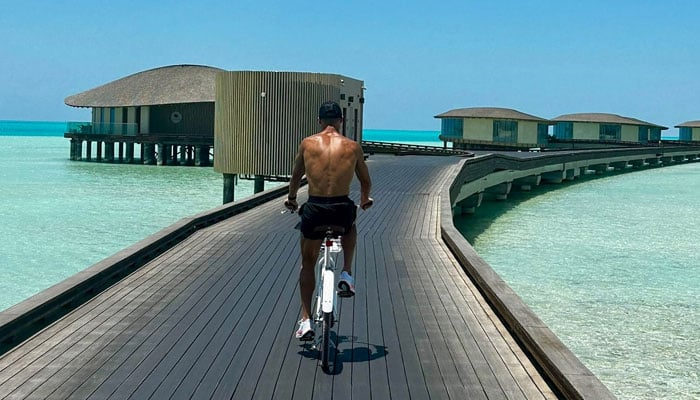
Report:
456,166,700,399
363,128,445,147
0,121,268,311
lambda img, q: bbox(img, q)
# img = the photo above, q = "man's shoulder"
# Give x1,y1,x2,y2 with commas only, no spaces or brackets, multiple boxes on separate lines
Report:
337,135,360,147
300,134,320,145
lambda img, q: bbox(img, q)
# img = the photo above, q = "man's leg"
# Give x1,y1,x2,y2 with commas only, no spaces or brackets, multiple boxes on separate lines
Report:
340,224,357,274
300,236,322,320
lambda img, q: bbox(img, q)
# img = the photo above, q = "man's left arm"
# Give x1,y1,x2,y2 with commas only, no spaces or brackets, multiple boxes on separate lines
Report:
286,142,305,210
354,143,373,209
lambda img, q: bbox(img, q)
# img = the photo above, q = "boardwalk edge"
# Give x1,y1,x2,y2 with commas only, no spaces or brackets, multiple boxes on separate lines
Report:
439,159,617,400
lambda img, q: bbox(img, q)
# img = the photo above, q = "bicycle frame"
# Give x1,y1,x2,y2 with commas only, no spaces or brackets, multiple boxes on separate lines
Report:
313,235,341,320
311,231,342,366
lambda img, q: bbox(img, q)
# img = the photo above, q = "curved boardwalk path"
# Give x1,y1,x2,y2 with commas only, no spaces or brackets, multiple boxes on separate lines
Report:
0,155,558,399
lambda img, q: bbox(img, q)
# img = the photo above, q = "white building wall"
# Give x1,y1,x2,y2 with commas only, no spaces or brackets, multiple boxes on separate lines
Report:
463,118,493,141
140,106,150,133
114,107,123,124
518,121,538,144
573,122,599,140
127,107,136,124
621,125,638,142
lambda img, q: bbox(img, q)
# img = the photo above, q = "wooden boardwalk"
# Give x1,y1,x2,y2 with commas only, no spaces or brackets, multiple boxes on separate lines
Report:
0,155,558,399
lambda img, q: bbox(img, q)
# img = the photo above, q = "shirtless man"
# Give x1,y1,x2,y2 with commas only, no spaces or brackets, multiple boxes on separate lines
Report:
285,101,373,340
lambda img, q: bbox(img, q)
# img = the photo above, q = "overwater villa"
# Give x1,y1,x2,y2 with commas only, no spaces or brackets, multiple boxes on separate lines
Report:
65,64,224,166
675,120,700,142
64,65,365,179
434,107,549,150
550,113,667,146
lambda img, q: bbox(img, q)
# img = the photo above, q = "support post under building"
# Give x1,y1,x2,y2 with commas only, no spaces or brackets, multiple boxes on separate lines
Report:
254,176,265,194
223,174,236,204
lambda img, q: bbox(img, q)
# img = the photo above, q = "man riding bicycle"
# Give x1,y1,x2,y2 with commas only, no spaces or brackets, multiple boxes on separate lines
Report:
285,101,373,340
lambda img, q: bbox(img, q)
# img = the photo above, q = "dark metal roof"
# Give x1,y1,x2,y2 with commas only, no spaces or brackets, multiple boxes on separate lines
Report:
675,120,700,128
434,107,548,122
551,113,668,129
65,64,225,108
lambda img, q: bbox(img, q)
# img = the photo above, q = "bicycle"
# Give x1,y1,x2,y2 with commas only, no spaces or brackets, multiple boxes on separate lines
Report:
285,201,372,372
308,224,346,372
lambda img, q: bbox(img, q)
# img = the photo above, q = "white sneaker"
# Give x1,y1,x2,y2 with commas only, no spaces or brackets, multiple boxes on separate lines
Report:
295,318,314,341
337,271,355,297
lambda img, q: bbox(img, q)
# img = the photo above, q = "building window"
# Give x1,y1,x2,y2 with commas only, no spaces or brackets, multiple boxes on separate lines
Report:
638,126,649,143
537,123,549,144
441,118,463,137
679,127,692,141
553,122,573,139
649,127,661,141
493,120,517,143
599,124,621,141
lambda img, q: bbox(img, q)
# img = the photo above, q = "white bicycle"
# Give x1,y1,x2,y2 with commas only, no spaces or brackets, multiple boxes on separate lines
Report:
309,224,346,372
285,201,372,372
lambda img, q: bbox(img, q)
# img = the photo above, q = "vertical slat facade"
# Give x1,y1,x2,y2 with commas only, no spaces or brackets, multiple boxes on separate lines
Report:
214,71,364,177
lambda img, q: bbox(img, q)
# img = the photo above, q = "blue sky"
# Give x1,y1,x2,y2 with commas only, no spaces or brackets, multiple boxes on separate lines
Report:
1,0,699,130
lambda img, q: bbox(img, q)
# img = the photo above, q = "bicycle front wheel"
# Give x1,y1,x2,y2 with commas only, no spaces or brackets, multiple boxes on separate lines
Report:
320,311,333,372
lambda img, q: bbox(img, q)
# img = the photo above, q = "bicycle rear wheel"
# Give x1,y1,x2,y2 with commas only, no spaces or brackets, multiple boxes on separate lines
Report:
320,311,333,372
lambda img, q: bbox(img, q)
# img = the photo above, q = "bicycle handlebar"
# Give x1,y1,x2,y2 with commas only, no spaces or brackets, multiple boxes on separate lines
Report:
283,197,374,213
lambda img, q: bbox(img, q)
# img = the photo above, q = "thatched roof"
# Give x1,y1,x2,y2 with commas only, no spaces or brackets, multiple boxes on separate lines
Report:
65,64,225,107
434,107,548,122
675,120,700,128
551,113,668,129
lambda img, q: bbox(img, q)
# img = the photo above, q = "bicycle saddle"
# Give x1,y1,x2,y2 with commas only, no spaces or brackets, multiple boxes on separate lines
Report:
313,225,346,237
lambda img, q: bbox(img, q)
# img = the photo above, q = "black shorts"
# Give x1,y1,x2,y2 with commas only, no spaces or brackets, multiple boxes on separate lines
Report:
300,195,357,240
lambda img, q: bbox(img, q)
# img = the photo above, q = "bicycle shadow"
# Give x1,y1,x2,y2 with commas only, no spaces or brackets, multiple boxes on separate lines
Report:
298,333,389,375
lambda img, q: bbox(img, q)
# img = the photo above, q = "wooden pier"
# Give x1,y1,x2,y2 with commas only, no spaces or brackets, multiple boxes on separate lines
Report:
64,132,213,167
0,152,636,399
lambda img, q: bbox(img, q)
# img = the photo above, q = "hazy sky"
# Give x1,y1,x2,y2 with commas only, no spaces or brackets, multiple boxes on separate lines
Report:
2,0,699,130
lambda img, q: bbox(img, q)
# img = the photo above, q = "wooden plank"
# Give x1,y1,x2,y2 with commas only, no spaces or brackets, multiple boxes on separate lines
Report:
379,241,430,400
370,237,410,399
361,235,391,399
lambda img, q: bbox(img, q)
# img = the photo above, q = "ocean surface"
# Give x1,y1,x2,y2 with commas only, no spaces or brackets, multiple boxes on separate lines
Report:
456,166,700,400
1,121,696,399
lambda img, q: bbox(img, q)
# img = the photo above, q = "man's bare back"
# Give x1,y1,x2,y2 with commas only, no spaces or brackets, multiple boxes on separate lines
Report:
287,126,372,208
298,128,367,198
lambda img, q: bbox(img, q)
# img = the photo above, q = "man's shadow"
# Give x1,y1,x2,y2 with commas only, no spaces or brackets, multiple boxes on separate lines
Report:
298,333,389,375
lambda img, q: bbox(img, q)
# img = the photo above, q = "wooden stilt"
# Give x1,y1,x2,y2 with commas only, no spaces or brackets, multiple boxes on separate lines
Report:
125,143,134,163
254,176,265,193
223,173,236,204
96,142,103,162
75,140,82,161
105,142,114,163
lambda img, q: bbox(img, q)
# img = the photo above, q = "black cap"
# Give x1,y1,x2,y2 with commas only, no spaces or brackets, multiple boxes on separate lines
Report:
318,101,343,119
